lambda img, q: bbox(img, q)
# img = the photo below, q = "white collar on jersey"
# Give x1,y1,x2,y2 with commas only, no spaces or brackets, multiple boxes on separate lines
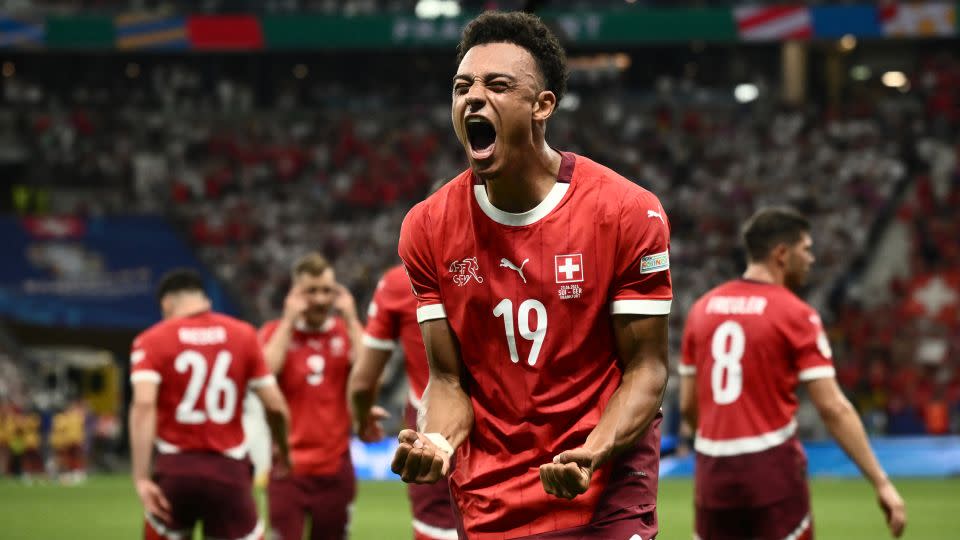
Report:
472,181,569,227
295,317,335,333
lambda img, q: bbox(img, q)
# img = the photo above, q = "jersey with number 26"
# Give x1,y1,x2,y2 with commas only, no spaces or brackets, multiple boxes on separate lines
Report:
399,152,672,539
130,311,275,459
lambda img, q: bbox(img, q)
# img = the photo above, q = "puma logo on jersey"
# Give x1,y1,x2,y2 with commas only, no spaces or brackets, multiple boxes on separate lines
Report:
450,257,484,286
499,258,529,283
647,209,665,224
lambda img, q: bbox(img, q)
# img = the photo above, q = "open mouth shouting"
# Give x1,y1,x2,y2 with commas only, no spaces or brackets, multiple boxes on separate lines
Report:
465,116,497,161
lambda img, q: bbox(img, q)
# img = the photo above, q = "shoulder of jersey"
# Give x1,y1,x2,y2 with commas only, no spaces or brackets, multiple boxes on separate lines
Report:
574,154,662,209
382,265,411,294
207,311,258,336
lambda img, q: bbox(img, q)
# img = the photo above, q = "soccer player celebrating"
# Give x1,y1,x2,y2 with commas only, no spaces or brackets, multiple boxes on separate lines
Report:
260,253,362,540
679,207,907,539
129,269,291,540
391,12,672,539
349,264,458,540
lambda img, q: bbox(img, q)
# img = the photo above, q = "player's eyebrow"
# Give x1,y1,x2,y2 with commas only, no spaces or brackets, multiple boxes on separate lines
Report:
452,72,517,83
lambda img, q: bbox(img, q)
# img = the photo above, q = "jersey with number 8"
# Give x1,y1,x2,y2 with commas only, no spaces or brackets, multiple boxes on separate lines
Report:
680,279,835,460
399,152,673,538
130,311,274,458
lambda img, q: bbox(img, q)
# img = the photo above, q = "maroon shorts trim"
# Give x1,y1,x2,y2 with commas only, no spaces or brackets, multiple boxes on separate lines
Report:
695,490,812,540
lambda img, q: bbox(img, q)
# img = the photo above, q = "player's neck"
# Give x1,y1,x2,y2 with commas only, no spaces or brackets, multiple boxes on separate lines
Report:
742,263,784,286
479,143,562,214
167,296,211,319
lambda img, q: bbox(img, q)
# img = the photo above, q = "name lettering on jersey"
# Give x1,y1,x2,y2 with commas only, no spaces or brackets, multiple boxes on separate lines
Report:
177,326,227,346
639,250,669,274
131,349,145,364
705,296,768,315
449,257,484,286
554,254,584,283
499,257,529,283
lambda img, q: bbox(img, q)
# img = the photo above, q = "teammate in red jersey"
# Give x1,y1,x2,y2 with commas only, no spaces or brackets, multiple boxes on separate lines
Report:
129,269,291,540
390,12,672,539
260,253,362,540
349,264,458,540
679,208,907,540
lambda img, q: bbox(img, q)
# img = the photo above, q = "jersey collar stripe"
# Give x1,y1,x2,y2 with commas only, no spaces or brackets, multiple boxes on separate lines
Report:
412,519,459,540
416,304,447,323
362,333,397,351
694,419,797,457
408,388,424,413
798,366,835,381
610,299,672,315
783,514,811,540
248,374,277,389
677,364,696,376
130,370,161,384
472,182,569,227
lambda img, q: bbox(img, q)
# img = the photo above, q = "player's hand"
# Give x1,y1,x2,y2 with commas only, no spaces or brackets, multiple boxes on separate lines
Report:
135,478,172,524
333,284,358,322
539,447,597,500
391,429,450,484
283,285,308,323
876,480,906,537
356,406,391,443
271,443,293,478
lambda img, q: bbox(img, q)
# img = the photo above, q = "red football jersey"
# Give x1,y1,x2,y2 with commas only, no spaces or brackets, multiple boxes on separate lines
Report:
259,317,352,476
680,279,834,454
130,311,274,459
399,152,672,538
363,264,428,407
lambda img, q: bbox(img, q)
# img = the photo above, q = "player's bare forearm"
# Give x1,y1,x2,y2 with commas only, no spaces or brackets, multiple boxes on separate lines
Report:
585,314,669,465
129,397,157,484
808,378,889,487
419,318,474,449
255,384,291,457
349,347,391,429
679,374,698,429
263,319,295,374
344,316,363,366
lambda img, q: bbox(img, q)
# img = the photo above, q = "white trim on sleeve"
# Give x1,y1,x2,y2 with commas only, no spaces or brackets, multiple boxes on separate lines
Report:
362,333,397,351
412,519,459,540
409,388,424,414
798,366,836,381
416,304,447,323
130,370,161,384
611,299,672,315
694,419,797,457
248,374,277,389
678,364,696,376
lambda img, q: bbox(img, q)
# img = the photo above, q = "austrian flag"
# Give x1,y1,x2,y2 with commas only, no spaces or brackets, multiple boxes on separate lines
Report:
734,5,812,41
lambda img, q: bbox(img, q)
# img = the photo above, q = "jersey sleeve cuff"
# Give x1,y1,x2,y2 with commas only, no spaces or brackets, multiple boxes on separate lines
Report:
678,364,696,376
610,299,672,315
798,366,835,381
416,304,447,323
130,370,161,384
248,374,277,389
362,333,397,351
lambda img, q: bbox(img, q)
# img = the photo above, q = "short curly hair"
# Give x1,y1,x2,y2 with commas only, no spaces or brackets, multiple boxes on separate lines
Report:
457,11,568,103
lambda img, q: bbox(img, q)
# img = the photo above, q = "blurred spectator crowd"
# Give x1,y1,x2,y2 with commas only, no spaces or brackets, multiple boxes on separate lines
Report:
1,52,958,437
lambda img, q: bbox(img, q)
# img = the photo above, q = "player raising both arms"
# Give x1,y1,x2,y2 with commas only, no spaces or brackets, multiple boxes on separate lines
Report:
391,12,672,539
679,207,906,540
129,269,291,540
349,264,458,540
260,253,362,540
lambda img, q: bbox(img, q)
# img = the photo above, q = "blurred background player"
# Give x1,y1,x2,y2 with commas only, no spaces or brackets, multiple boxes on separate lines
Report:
50,399,88,484
391,11,671,539
349,264,458,540
679,207,907,540
259,253,362,540
129,268,291,540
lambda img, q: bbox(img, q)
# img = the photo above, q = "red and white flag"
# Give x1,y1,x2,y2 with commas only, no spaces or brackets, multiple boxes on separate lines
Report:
734,5,812,41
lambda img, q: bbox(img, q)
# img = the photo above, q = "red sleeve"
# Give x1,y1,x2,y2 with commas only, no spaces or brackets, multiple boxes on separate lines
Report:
398,203,445,323
610,191,673,315
258,320,279,346
786,307,835,381
246,324,275,389
363,275,400,351
130,330,163,384
679,309,698,376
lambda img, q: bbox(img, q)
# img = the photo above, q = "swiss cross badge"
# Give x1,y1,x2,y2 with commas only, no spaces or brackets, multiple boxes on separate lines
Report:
554,254,584,283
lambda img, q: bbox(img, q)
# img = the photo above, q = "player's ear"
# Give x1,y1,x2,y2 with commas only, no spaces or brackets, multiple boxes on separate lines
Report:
533,90,557,122
771,243,790,267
